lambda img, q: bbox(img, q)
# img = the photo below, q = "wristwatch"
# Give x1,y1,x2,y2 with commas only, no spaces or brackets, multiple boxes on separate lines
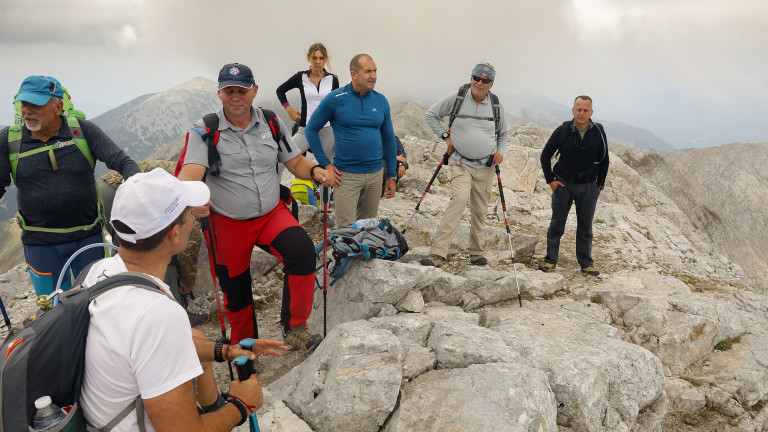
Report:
440,132,450,141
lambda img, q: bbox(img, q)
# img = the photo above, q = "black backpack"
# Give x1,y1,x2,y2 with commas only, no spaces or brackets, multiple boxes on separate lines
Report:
448,83,502,138
174,109,298,219
0,271,170,431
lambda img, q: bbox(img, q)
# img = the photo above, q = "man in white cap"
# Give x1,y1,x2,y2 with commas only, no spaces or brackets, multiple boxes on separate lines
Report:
80,168,286,431
0,75,139,300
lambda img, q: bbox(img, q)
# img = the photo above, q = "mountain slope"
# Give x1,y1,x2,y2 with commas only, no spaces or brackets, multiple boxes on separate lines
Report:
91,77,220,161
614,141,768,287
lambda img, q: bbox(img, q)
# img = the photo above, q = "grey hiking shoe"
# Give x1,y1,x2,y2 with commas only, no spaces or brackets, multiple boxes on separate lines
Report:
539,262,556,272
581,266,600,276
469,255,487,266
420,254,446,267
283,324,322,352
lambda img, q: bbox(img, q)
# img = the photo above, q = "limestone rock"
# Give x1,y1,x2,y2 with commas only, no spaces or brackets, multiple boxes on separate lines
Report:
268,321,402,431
384,363,558,432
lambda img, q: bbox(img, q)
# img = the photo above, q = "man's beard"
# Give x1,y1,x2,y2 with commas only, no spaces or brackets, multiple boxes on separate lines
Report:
24,121,41,132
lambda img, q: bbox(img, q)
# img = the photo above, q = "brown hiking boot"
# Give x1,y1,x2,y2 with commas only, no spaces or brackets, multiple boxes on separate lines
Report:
538,262,556,273
283,324,322,352
581,266,600,276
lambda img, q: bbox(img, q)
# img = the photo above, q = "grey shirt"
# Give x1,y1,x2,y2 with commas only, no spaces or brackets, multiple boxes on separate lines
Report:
183,108,300,219
425,89,509,167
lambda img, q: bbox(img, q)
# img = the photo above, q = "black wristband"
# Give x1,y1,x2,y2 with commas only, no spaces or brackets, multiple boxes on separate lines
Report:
227,397,248,426
214,338,226,363
309,164,322,182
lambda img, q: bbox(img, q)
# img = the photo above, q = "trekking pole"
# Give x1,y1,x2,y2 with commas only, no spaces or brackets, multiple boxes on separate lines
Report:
402,152,450,234
0,295,11,329
494,164,522,308
200,217,235,380
322,186,329,337
233,337,260,432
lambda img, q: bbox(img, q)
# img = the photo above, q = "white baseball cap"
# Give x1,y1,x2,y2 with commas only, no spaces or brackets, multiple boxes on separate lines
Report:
111,168,210,243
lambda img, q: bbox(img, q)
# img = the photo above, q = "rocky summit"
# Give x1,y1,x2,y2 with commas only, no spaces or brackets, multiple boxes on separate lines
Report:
1,102,767,432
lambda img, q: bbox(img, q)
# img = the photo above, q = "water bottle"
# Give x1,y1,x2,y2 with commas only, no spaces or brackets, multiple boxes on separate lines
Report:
33,396,66,431
352,218,378,229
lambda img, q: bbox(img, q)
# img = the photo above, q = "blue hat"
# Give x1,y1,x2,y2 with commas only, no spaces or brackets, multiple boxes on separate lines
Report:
471,63,496,82
217,63,255,89
14,76,64,106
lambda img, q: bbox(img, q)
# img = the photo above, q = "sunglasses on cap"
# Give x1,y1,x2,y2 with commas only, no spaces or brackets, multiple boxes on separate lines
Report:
471,75,493,84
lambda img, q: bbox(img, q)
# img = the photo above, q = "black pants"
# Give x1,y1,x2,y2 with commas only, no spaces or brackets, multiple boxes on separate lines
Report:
545,180,599,268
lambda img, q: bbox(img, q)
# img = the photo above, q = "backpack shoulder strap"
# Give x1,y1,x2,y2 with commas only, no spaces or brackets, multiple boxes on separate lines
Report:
200,113,221,176
260,108,292,153
488,91,501,138
448,84,471,130
7,117,92,183
86,271,174,302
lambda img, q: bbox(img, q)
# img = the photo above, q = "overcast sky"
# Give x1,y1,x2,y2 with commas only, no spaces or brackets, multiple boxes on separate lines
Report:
1,0,766,148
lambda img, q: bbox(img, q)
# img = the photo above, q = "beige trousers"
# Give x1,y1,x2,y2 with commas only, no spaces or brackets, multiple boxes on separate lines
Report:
429,159,495,258
334,168,384,227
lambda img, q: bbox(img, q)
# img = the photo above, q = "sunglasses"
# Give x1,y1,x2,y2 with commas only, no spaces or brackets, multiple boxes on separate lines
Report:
471,75,493,84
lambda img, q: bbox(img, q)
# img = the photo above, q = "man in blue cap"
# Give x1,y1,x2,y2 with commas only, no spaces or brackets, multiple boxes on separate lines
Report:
0,75,140,300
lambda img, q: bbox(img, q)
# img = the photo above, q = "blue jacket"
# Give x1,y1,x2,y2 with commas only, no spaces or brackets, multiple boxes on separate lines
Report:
306,83,396,178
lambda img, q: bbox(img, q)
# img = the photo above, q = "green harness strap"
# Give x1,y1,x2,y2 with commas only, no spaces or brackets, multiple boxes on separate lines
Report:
7,116,102,234
7,115,94,183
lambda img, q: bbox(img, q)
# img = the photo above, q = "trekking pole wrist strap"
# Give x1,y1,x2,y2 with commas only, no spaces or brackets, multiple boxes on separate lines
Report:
227,397,248,425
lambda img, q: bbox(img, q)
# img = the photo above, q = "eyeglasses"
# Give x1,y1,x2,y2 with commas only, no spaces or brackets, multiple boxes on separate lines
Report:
471,75,493,84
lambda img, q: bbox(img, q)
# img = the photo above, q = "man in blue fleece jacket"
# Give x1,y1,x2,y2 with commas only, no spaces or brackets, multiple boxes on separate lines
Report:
305,53,397,228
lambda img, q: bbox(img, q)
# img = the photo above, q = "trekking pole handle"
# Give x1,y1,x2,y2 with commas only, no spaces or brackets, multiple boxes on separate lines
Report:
238,338,256,351
233,355,255,381
322,185,329,203
486,155,494,167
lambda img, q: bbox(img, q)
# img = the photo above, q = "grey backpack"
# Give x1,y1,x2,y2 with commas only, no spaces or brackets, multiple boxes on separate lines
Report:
0,270,171,431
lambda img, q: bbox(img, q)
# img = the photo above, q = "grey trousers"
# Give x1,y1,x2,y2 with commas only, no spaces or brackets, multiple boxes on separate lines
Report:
544,180,600,268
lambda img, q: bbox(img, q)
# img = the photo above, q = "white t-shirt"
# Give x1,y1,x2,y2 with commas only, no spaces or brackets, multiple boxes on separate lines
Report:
79,255,203,432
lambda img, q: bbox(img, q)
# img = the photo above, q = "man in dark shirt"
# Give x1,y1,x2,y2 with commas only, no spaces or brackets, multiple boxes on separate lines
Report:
0,75,139,298
539,95,609,276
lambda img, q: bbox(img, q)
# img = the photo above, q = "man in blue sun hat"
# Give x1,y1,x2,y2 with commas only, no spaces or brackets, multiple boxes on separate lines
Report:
421,62,509,268
0,75,140,301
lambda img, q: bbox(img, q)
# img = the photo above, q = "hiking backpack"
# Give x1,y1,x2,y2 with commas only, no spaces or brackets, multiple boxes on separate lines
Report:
448,83,502,139
174,109,299,218
6,88,105,235
291,178,321,212
316,219,409,287
0,271,170,432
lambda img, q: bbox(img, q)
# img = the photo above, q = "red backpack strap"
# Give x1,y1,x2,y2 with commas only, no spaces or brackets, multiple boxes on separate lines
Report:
174,132,190,177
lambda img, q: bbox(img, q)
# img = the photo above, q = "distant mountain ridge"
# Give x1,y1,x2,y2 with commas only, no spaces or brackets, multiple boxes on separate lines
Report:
494,91,676,152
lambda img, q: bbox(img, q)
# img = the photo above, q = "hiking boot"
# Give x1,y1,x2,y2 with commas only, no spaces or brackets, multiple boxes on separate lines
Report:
283,324,322,352
419,254,446,268
581,266,600,276
187,311,210,328
469,255,487,266
539,262,556,273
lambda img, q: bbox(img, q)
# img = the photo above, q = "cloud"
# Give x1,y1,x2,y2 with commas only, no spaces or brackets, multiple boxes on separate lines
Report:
116,25,139,47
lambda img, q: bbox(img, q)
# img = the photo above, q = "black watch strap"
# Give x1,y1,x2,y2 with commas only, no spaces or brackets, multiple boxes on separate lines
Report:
214,338,227,363
228,398,248,426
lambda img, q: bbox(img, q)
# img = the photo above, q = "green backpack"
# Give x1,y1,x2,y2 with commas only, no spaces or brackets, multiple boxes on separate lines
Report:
7,88,102,234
